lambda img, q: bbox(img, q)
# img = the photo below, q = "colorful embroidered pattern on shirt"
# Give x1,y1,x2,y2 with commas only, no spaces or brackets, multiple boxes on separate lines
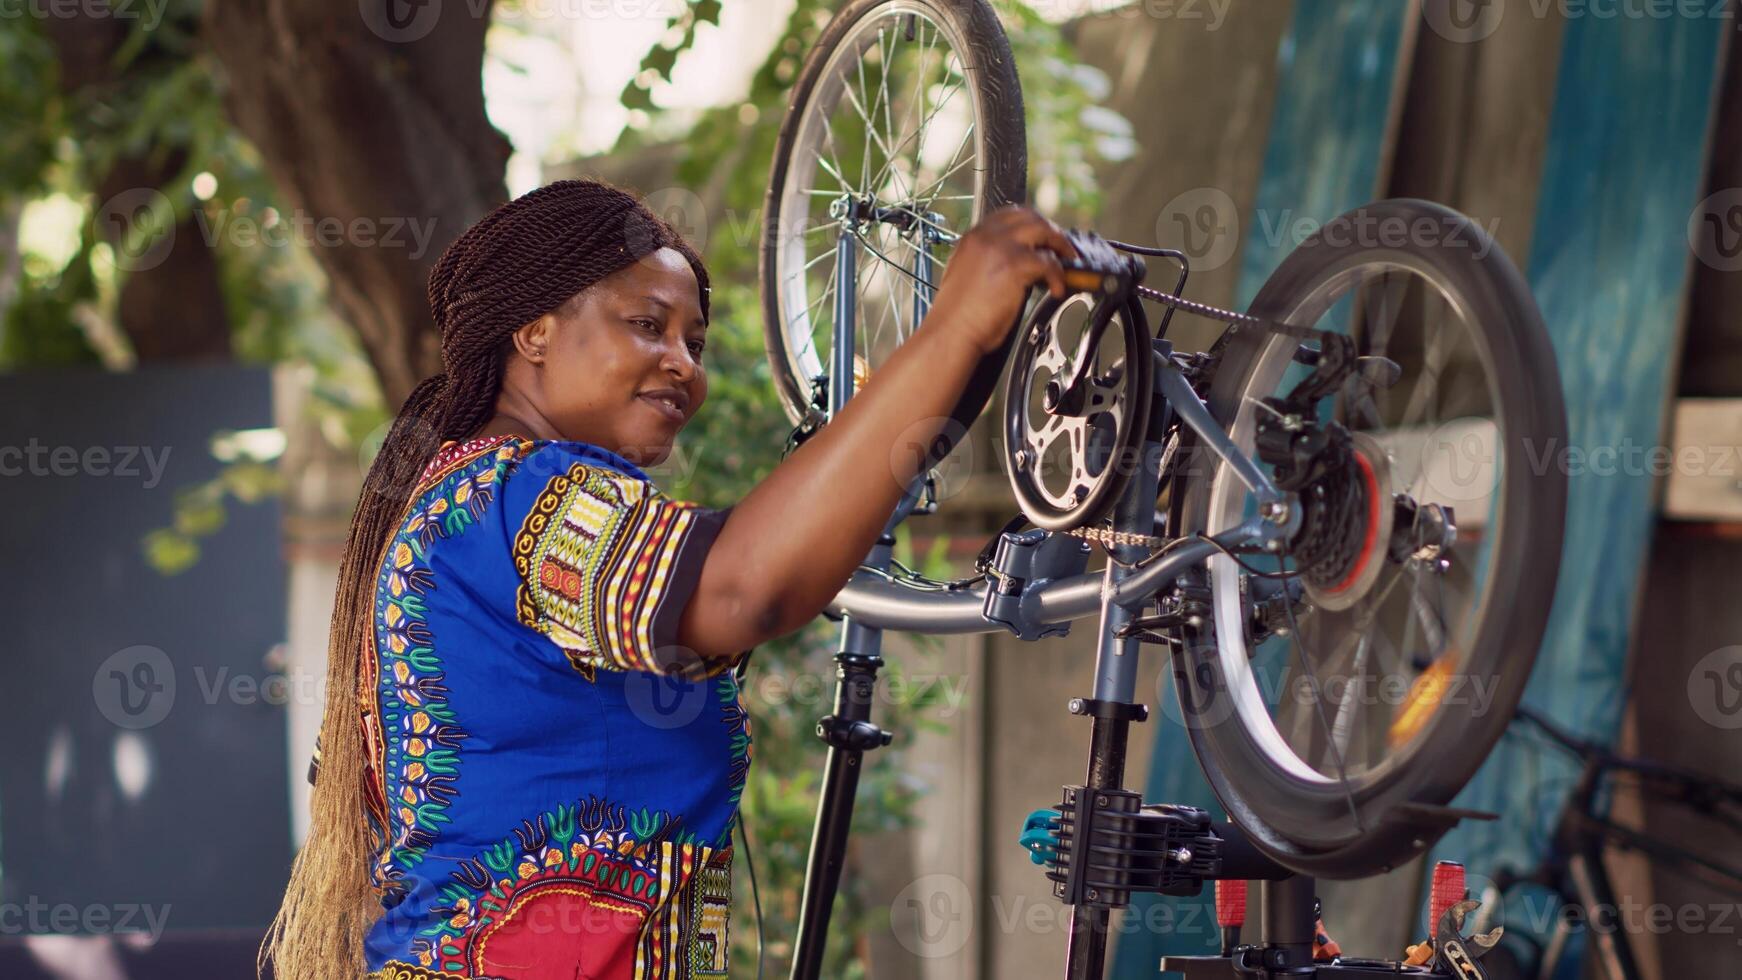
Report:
512,460,721,679
393,795,731,978
363,438,525,896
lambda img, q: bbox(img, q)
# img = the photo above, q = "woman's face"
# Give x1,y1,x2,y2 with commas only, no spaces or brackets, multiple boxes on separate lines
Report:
523,246,709,467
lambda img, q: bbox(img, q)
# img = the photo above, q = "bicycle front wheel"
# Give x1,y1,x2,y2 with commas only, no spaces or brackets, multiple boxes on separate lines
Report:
1172,199,1568,877
760,0,1027,439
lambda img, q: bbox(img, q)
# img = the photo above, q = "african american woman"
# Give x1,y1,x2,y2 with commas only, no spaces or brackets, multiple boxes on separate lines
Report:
260,178,1077,980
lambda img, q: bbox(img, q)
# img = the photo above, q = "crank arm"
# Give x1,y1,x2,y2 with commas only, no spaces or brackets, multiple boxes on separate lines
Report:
1052,291,1125,406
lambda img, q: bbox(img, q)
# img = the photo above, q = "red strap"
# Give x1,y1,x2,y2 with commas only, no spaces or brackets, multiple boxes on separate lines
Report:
1430,861,1467,940
1216,879,1248,928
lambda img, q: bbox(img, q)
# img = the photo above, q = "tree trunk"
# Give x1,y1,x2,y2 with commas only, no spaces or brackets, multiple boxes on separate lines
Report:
42,14,233,362
202,0,514,407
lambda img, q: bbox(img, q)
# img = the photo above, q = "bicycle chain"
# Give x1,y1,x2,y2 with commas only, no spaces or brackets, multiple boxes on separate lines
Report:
1133,284,1326,342
1063,525,1168,549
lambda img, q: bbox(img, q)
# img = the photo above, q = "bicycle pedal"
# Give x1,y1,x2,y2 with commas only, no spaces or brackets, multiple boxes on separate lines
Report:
1058,228,1145,293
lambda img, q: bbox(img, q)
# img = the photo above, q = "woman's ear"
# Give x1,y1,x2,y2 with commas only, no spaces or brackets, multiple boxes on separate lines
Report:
512,315,554,365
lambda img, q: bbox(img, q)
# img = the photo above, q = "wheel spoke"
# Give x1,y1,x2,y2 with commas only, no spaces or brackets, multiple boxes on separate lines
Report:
914,123,979,206
783,245,841,284
814,135,855,197
1278,570,1366,831
845,59,909,202
886,60,965,194
1359,269,1409,360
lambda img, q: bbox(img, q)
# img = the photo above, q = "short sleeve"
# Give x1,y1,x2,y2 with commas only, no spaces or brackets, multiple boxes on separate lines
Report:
506,448,731,678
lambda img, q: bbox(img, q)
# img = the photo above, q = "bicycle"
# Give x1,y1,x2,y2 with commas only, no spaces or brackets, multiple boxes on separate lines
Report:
1468,707,1742,980
755,2,1569,977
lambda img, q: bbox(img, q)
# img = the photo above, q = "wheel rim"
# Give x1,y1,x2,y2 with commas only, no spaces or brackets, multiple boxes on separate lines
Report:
772,2,989,412
1203,256,1508,790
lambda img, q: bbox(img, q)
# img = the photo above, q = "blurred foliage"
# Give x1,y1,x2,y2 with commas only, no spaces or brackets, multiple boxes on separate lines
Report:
0,3,380,571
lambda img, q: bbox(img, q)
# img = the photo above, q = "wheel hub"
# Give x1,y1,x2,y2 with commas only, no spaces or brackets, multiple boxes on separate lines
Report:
1256,416,1396,611
1294,431,1394,610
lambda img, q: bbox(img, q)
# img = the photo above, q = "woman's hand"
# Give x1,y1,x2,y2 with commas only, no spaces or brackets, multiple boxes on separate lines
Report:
928,205,1081,357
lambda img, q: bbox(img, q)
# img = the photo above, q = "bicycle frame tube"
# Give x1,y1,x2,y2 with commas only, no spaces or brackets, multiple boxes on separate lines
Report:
829,224,858,417
825,355,1289,631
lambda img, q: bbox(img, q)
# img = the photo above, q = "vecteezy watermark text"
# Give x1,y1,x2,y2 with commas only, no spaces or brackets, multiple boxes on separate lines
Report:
191,208,439,262
0,440,171,488
1424,0,1742,46
361,0,695,43
0,898,171,940
0,0,168,30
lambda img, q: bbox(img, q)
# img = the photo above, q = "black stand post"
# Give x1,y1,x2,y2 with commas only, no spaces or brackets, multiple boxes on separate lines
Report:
788,619,893,980
1258,875,1319,976
1063,708,1135,979
1063,367,1170,980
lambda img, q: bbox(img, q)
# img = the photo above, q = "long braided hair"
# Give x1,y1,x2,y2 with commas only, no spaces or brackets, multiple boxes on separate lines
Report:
260,178,710,980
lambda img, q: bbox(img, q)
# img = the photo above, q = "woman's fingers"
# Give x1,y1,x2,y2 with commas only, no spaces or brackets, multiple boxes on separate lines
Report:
1031,246,1067,299
985,204,1077,258
1002,208,1078,262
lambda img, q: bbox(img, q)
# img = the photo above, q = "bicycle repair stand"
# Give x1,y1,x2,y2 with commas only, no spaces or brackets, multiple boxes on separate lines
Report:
786,312,1178,977
1028,792,1497,977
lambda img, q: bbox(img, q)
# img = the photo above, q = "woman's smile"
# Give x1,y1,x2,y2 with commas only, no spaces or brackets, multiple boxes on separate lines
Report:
638,386,689,424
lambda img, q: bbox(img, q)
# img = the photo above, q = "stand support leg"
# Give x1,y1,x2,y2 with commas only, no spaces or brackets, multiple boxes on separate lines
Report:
1064,713,1133,979
1257,875,1317,976
789,621,890,980
1064,418,1167,980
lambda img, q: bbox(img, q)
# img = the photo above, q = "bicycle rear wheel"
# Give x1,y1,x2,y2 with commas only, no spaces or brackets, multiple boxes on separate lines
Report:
760,0,1026,461
1172,199,1568,877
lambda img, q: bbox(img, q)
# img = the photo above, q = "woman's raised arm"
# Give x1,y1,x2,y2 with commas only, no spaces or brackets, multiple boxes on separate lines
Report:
678,206,1079,658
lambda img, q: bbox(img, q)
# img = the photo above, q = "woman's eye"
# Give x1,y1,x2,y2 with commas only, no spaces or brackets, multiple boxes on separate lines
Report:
633,317,660,333
687,341,706,357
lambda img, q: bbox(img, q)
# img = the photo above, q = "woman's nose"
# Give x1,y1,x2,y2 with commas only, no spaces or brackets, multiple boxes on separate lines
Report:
659,336,697,382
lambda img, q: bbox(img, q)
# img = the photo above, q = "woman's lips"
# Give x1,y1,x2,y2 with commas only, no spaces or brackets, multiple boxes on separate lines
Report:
638,394,684,423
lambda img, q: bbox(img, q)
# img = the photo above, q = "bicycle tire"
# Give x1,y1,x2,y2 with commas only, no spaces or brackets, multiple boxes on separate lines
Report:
1171,199,1568,877
759,0,1027,448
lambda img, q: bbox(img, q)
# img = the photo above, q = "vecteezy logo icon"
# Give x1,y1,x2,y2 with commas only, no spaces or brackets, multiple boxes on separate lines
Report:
97,188,176,273
1417,416,1501,505
1690,189,1742,273
889,416,973,505
1422,0,1505,44
360,0,442,43
637,187,710,254
386,0,428,30
1690,645,1742,729
622,652,711,730
1157,188,1239,272
890,874,974,958
93,645,176,730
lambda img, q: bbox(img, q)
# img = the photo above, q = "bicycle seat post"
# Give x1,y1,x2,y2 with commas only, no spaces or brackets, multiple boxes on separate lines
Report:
1061,358,1168,980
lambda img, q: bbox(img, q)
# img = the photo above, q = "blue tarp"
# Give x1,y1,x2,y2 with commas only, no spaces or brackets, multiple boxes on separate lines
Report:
1425,12,1725,975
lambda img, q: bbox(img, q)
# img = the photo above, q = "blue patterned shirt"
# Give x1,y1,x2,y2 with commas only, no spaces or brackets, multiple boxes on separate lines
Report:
353,435,749,980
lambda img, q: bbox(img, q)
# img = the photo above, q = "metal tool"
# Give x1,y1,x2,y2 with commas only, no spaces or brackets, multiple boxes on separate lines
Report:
1434,900,1502,978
